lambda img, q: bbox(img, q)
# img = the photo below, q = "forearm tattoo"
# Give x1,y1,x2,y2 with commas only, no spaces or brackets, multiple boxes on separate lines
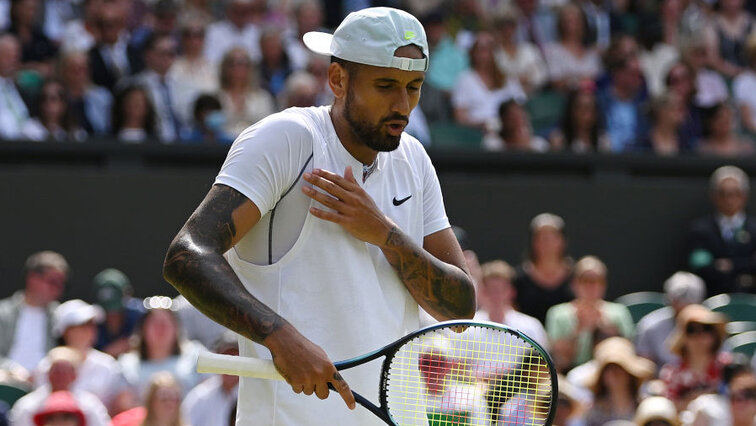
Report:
382,227,475,320
163,184,286,343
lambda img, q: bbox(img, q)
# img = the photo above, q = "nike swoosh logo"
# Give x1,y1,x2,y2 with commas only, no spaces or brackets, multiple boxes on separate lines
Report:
393,195,412,206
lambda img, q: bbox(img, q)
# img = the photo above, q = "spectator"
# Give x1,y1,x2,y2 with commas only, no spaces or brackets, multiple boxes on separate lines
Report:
514,0,557,50
545,255,634,372
304,54,333,107
40,0,79,45
452,31,526,129
687,165,756,294
128,0,181,74
0,33,36,140
258,27,293,98
682,37,729,109
513,213,574,324
203,0,262,65
110,84,157,143
34,299,127,414
664,62,704,150
168,14,217,126
92,269,144,359
732,35,756,135
131,33,184,143
31,391,85,426
0,251,68,372
475,260,549,349
550,86,610,153
544,3,602,91
88,3,138,93
579,0,614,51
597,53,647,152
638,92,686,155
704,0,755,78
109,371,188,426
633,396,679,426
635,271,706,370
277,71,319,109
23,79,86,142
6,0,58,80
584,338,655,425
58,50,113,137
180,93,233,145
697,102,755,156
216,47,275,137
555,374,586,426
181,332,239,426
283,0,326,71
482,99,549,151
10,346,110,426
637,0,683,97
118,297,204,398
493,10,548,95
171,294,227,350
59,0,103,54
684,358,756,426
659,304,729,410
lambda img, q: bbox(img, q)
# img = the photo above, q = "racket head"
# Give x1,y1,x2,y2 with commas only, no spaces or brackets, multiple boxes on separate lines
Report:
379,320,557,426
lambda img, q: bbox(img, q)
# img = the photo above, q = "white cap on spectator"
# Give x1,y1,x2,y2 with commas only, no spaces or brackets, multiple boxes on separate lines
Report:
303,7,429,72
663,271,705,305
53,299,104,337
634,396,680,426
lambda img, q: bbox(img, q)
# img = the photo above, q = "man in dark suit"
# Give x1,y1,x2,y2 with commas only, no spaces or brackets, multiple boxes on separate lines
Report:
88,3,139,93
687,166,756,295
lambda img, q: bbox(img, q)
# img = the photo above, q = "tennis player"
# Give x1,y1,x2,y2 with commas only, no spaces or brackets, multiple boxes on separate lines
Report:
163,7,475,425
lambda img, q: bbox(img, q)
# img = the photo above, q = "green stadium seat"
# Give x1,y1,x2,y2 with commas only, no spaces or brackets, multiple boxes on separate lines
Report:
525,90,566,136
724,330,756,357
702,293,756,322
615,291,666,324
429,123,483,149
0,382,28,413
726,321,756,335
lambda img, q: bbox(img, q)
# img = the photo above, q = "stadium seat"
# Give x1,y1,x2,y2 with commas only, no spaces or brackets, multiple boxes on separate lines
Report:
615,291,666,324
726,321,756,335
723,330,756,358
0,383,28,416
525,90,566,136
429,123,483,149
702,293,756,322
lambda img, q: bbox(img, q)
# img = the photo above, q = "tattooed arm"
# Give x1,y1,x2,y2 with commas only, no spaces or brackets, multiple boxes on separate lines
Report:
302,168,476,321
163,184,355,408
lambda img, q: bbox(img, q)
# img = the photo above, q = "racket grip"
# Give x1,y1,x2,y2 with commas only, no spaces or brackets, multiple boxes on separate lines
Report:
196,352,285,381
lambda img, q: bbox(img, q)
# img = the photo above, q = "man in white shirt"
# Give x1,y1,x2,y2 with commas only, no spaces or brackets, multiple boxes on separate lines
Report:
0,251,69,373
203,0,262,65
0,33,33,141
163,7,476,425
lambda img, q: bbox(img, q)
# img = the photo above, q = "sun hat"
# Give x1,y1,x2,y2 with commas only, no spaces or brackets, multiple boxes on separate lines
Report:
634,396,680,426
586,337,655,393
53,299,104,337
33,391,86,426
303,7,429,72
668,304,727,356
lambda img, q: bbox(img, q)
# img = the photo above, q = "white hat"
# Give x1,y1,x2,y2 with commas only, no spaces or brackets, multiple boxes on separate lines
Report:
303,7,429,72
53,299,104,337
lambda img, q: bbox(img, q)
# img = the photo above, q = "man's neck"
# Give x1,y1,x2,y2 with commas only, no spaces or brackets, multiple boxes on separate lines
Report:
23,293,46,308
329,105,377,165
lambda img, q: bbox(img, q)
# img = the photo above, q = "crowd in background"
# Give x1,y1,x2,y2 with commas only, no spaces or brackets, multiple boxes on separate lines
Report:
6,0,756,153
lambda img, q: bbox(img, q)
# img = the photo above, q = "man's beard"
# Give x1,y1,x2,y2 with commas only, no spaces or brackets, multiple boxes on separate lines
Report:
344,88,405,152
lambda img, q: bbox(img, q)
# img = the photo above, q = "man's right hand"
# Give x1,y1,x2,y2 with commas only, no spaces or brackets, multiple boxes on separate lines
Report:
263,324,356,410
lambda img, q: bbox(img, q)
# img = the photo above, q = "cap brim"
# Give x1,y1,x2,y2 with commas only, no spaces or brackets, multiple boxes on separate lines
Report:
303,31,334,56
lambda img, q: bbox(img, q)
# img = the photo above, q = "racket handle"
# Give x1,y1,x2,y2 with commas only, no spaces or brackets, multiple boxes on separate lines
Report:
196,352,285,381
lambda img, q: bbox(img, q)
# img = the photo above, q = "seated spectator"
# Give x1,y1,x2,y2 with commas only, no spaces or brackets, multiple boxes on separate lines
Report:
59,0,102,54
597,53,648,152
0,33,37,140
733,35,756,135
482,99,549,151
23,79,86,142
180,93,233,145
6,0,58,80
282,0,326,71
474,260,549,350
0,251,68,373
203,0,262,66
684,355,756,426
635,271,706,371
704,0,756,78
217,47,276,137
92,269,144,359
305,54,333,107
277,71,319,109
34,300,127,414
633,396,679,426
109,371,188,426
550,86,610,153
543,3,602,91
258,26,293,98
88,3,138,93
698,102,755,156
171,295,227,350
584,338,655,425
58,51,113,137
514,213,574,324
687,165,756,295
421,10,469,93
118,297,204,398
32,391,85,426
637,0,683,98
452,31,526,129
111,84,157,143
127,0,180,76
637,92,686,155
682,37,729,109
493,9,547,95
545,256,634,373
660,304,729,411
513,0,557,49
181,332,239,426
664,62,703,150
554,374,586,426
10,346,110,426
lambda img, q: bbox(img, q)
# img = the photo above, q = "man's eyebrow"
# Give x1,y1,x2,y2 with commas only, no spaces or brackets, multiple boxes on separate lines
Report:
373,77,425,84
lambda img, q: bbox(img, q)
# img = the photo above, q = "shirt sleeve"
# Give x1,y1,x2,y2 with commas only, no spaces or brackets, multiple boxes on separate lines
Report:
214,112,314,215
416,141,450,236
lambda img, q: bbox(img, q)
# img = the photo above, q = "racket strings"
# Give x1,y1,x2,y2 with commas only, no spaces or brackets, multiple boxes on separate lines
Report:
385,326,553,425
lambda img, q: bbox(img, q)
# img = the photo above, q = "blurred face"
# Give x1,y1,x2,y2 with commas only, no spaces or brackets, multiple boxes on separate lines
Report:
0,36,21,78
123,89,149,123
143,309,178,353
683,321,717,353
12,0,38,26
48,361,76,391
720,0,744,14
260,32,283,66
27,267,66,305
658,94,685,126
227,0,252,28
516,0,536,15
710,105,734,137
667,64,694,100
482,276,515,309
573,271,606,302
39,83,67,123
531,226,566,260
150,385,182,421
63,321,97,350
181,26,205,56
99,7,125,45
614,57,643,94
714,177,747,217
560,6,583,40
471,33,496,70
62,54,89,89
661,0,682,21
225,50,252,86
573,92,597,129
146,37,177,76
729,374,756,422
296,2,322,34
503,103,528,130
601,363,632,393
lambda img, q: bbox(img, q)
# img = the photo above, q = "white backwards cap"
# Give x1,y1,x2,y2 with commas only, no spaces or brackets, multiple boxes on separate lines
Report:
303,7,429,72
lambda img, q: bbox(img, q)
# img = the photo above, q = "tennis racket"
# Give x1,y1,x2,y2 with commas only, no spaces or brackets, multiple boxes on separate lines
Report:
197,320,557,425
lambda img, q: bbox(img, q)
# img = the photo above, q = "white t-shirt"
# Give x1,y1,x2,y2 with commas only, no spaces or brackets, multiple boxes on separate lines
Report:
734,71,756,127
215,105,450,425
9,385,110,426
181,375,238,426
8,304,47,372
451,70,526,126
473,309,550,351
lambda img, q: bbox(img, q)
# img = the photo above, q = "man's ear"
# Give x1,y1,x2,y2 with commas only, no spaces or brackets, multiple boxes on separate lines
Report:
328,62,348,100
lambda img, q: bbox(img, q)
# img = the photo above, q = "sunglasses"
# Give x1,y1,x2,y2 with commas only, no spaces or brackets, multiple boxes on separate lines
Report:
730,387,756,402
686,323,715,335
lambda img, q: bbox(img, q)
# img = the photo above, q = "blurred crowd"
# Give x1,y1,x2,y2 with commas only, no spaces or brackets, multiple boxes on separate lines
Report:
3,164,756,425
5,0,756,154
